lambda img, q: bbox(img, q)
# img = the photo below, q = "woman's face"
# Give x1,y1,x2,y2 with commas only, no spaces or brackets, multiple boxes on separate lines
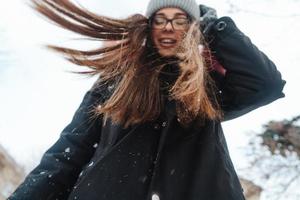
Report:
151,8,190,57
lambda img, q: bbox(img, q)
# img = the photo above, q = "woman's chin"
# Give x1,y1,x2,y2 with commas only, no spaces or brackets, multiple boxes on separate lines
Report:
158,49,176,58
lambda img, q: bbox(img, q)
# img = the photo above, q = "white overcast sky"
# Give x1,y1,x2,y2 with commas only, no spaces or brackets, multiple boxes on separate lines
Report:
0,0,299,186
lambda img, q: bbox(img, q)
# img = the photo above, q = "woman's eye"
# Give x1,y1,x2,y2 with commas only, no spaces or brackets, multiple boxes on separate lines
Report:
153,18,165,25
174,19,188,25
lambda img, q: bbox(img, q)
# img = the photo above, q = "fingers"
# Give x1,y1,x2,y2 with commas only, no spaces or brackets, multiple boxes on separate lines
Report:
199,4,210,15
199,4,218,39
199,4,217,18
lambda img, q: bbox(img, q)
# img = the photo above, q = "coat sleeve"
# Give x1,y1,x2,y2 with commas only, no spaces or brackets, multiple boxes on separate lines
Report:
207,16,286,121
8,84,106,200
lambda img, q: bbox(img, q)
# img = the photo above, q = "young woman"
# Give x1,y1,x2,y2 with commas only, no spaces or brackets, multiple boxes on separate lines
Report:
9,0,286,199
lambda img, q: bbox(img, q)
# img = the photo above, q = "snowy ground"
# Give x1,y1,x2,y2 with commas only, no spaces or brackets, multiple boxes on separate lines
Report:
0,0,299,199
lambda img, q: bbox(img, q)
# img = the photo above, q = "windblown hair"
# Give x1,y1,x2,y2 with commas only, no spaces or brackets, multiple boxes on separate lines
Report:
31,0,223,128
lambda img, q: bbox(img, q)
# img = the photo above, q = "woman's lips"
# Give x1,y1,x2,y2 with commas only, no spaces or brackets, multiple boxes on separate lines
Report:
158,38,177,48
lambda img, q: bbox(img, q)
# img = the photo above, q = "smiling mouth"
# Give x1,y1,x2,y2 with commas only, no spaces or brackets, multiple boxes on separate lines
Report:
158,38,177,48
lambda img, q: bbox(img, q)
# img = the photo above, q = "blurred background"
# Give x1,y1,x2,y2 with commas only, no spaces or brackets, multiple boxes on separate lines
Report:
0,0,299,199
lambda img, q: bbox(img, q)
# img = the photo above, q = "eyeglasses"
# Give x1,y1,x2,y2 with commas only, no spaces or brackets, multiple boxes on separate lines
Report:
150,16,190,31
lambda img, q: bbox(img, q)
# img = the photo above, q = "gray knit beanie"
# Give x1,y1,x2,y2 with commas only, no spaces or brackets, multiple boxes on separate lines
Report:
146,0,200,21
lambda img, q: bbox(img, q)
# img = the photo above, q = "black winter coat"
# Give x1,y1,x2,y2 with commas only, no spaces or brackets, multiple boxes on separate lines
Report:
9,17,286,200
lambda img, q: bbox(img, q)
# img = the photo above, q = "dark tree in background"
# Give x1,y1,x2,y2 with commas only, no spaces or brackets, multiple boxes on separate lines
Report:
240,116,300,200
262,116,300,157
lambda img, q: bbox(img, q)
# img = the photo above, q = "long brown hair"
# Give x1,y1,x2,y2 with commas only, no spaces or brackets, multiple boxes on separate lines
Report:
30,0,223,128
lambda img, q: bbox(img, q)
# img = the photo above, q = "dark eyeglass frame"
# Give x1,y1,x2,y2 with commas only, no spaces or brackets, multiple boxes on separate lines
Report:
149,15,191,31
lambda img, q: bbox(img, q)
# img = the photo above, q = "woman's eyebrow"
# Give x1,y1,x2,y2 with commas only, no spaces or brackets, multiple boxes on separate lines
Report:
154,13,188,18
174,13,188,17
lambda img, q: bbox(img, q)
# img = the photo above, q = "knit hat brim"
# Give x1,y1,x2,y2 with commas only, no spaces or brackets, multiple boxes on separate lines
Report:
145,0,200,21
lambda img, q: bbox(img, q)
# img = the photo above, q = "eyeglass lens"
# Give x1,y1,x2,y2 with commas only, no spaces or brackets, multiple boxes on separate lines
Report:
152,17,189,30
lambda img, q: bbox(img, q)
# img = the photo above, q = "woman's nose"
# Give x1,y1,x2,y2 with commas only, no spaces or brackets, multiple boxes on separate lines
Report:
165,21,174,31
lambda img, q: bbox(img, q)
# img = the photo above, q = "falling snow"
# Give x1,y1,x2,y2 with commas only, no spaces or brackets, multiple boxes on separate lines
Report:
88,161,94,167
65,147,71,153
93,143,98,148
